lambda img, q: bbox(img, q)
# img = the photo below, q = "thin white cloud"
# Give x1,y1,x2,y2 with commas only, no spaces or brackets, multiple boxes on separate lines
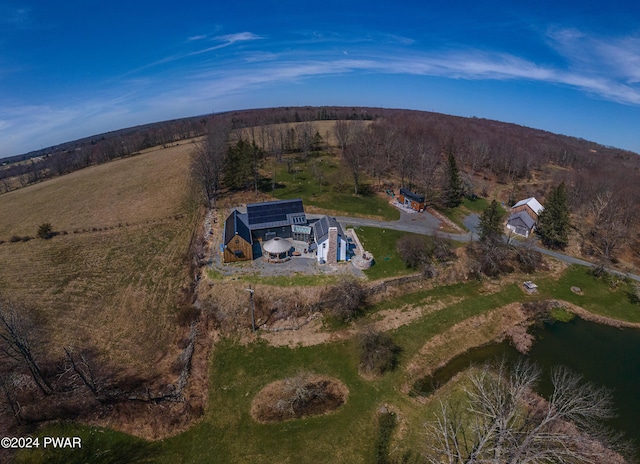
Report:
4,26,640,158
188,32,264,56
546,27,640,86
187,31,264,56
214,32,263,44
187,46,640,106
384,33,416,45
121,31,264,77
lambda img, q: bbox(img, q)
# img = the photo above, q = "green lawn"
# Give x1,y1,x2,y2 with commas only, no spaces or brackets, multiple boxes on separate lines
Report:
15,424,160,464
268,155,400,221
368,281,483,313
537,265,640,323
351,226,422,280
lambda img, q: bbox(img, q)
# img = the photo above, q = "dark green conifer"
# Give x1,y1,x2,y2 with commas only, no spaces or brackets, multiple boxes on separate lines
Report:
536,182,570,249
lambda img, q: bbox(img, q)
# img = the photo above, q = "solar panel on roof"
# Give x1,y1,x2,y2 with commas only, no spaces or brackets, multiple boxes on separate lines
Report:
246,199,304,227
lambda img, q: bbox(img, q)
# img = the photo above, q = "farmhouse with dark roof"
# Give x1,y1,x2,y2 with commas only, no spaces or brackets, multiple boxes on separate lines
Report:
311,215,347,264
222,199,309,263
222,199,353,264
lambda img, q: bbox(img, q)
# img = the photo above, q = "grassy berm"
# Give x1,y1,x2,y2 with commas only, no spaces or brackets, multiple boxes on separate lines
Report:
0,143,199,379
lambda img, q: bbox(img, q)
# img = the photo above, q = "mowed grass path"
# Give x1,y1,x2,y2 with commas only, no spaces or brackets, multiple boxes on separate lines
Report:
0,144,198,375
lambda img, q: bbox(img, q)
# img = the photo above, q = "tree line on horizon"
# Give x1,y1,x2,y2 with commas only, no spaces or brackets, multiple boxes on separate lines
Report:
2,105,638,264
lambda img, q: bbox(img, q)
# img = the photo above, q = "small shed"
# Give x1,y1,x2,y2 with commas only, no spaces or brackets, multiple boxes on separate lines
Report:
398,188,426,212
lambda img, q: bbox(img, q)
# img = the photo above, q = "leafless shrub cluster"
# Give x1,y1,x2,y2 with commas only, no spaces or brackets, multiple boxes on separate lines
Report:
357,328,401,376
275,371,327,415
252,371,347,423
397,235,431,269
320,278,368,322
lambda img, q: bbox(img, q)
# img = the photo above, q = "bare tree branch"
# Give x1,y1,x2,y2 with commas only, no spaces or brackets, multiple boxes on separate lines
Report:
424,359,630,464
0,300,53,395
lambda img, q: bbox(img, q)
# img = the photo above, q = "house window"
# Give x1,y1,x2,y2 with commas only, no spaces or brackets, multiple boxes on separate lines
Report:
235,239,239,244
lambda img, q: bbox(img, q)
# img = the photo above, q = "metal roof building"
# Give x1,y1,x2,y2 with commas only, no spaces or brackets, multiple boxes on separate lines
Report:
245,199,306,231
312,215,345,244
512,197,544,216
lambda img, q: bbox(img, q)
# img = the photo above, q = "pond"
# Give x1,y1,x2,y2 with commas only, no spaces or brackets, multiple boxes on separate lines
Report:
413,317,640,455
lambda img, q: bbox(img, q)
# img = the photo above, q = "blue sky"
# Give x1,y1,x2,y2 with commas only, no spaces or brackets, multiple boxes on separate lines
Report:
1,0,640,158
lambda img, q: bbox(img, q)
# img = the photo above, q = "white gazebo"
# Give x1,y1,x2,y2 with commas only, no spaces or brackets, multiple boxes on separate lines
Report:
262,237,292,262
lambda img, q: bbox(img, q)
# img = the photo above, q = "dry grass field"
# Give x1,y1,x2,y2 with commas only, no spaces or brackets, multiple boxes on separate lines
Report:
0,142,199,378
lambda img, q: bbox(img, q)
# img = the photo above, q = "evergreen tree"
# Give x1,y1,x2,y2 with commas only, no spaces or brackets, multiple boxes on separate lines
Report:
223,139,256,191
312,131,324,152
444,141,463,208
536,182,570,249
478,200,505,243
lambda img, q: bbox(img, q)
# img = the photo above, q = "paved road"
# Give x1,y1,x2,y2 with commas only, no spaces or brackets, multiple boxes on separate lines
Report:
325,211,640,283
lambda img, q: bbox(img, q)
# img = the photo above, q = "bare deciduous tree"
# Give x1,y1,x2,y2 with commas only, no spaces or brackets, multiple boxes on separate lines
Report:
0,372,24,424
343,123,374,194
190,121,230,207
357,328,400,376
514,236,543,273
397,235,431,269
0,300,53,395
588,190,635,262
334,120,355,153
425,360,630,464
62,346,118,402
297,121,315,161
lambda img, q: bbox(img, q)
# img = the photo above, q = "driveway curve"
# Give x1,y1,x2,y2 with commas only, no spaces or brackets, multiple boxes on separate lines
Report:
317,211,640,282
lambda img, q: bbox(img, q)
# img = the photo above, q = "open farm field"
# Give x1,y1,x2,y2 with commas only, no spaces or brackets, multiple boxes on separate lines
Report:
0,144,198,376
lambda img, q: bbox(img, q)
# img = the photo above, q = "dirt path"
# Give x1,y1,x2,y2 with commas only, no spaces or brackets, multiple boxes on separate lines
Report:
257,298,458,347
